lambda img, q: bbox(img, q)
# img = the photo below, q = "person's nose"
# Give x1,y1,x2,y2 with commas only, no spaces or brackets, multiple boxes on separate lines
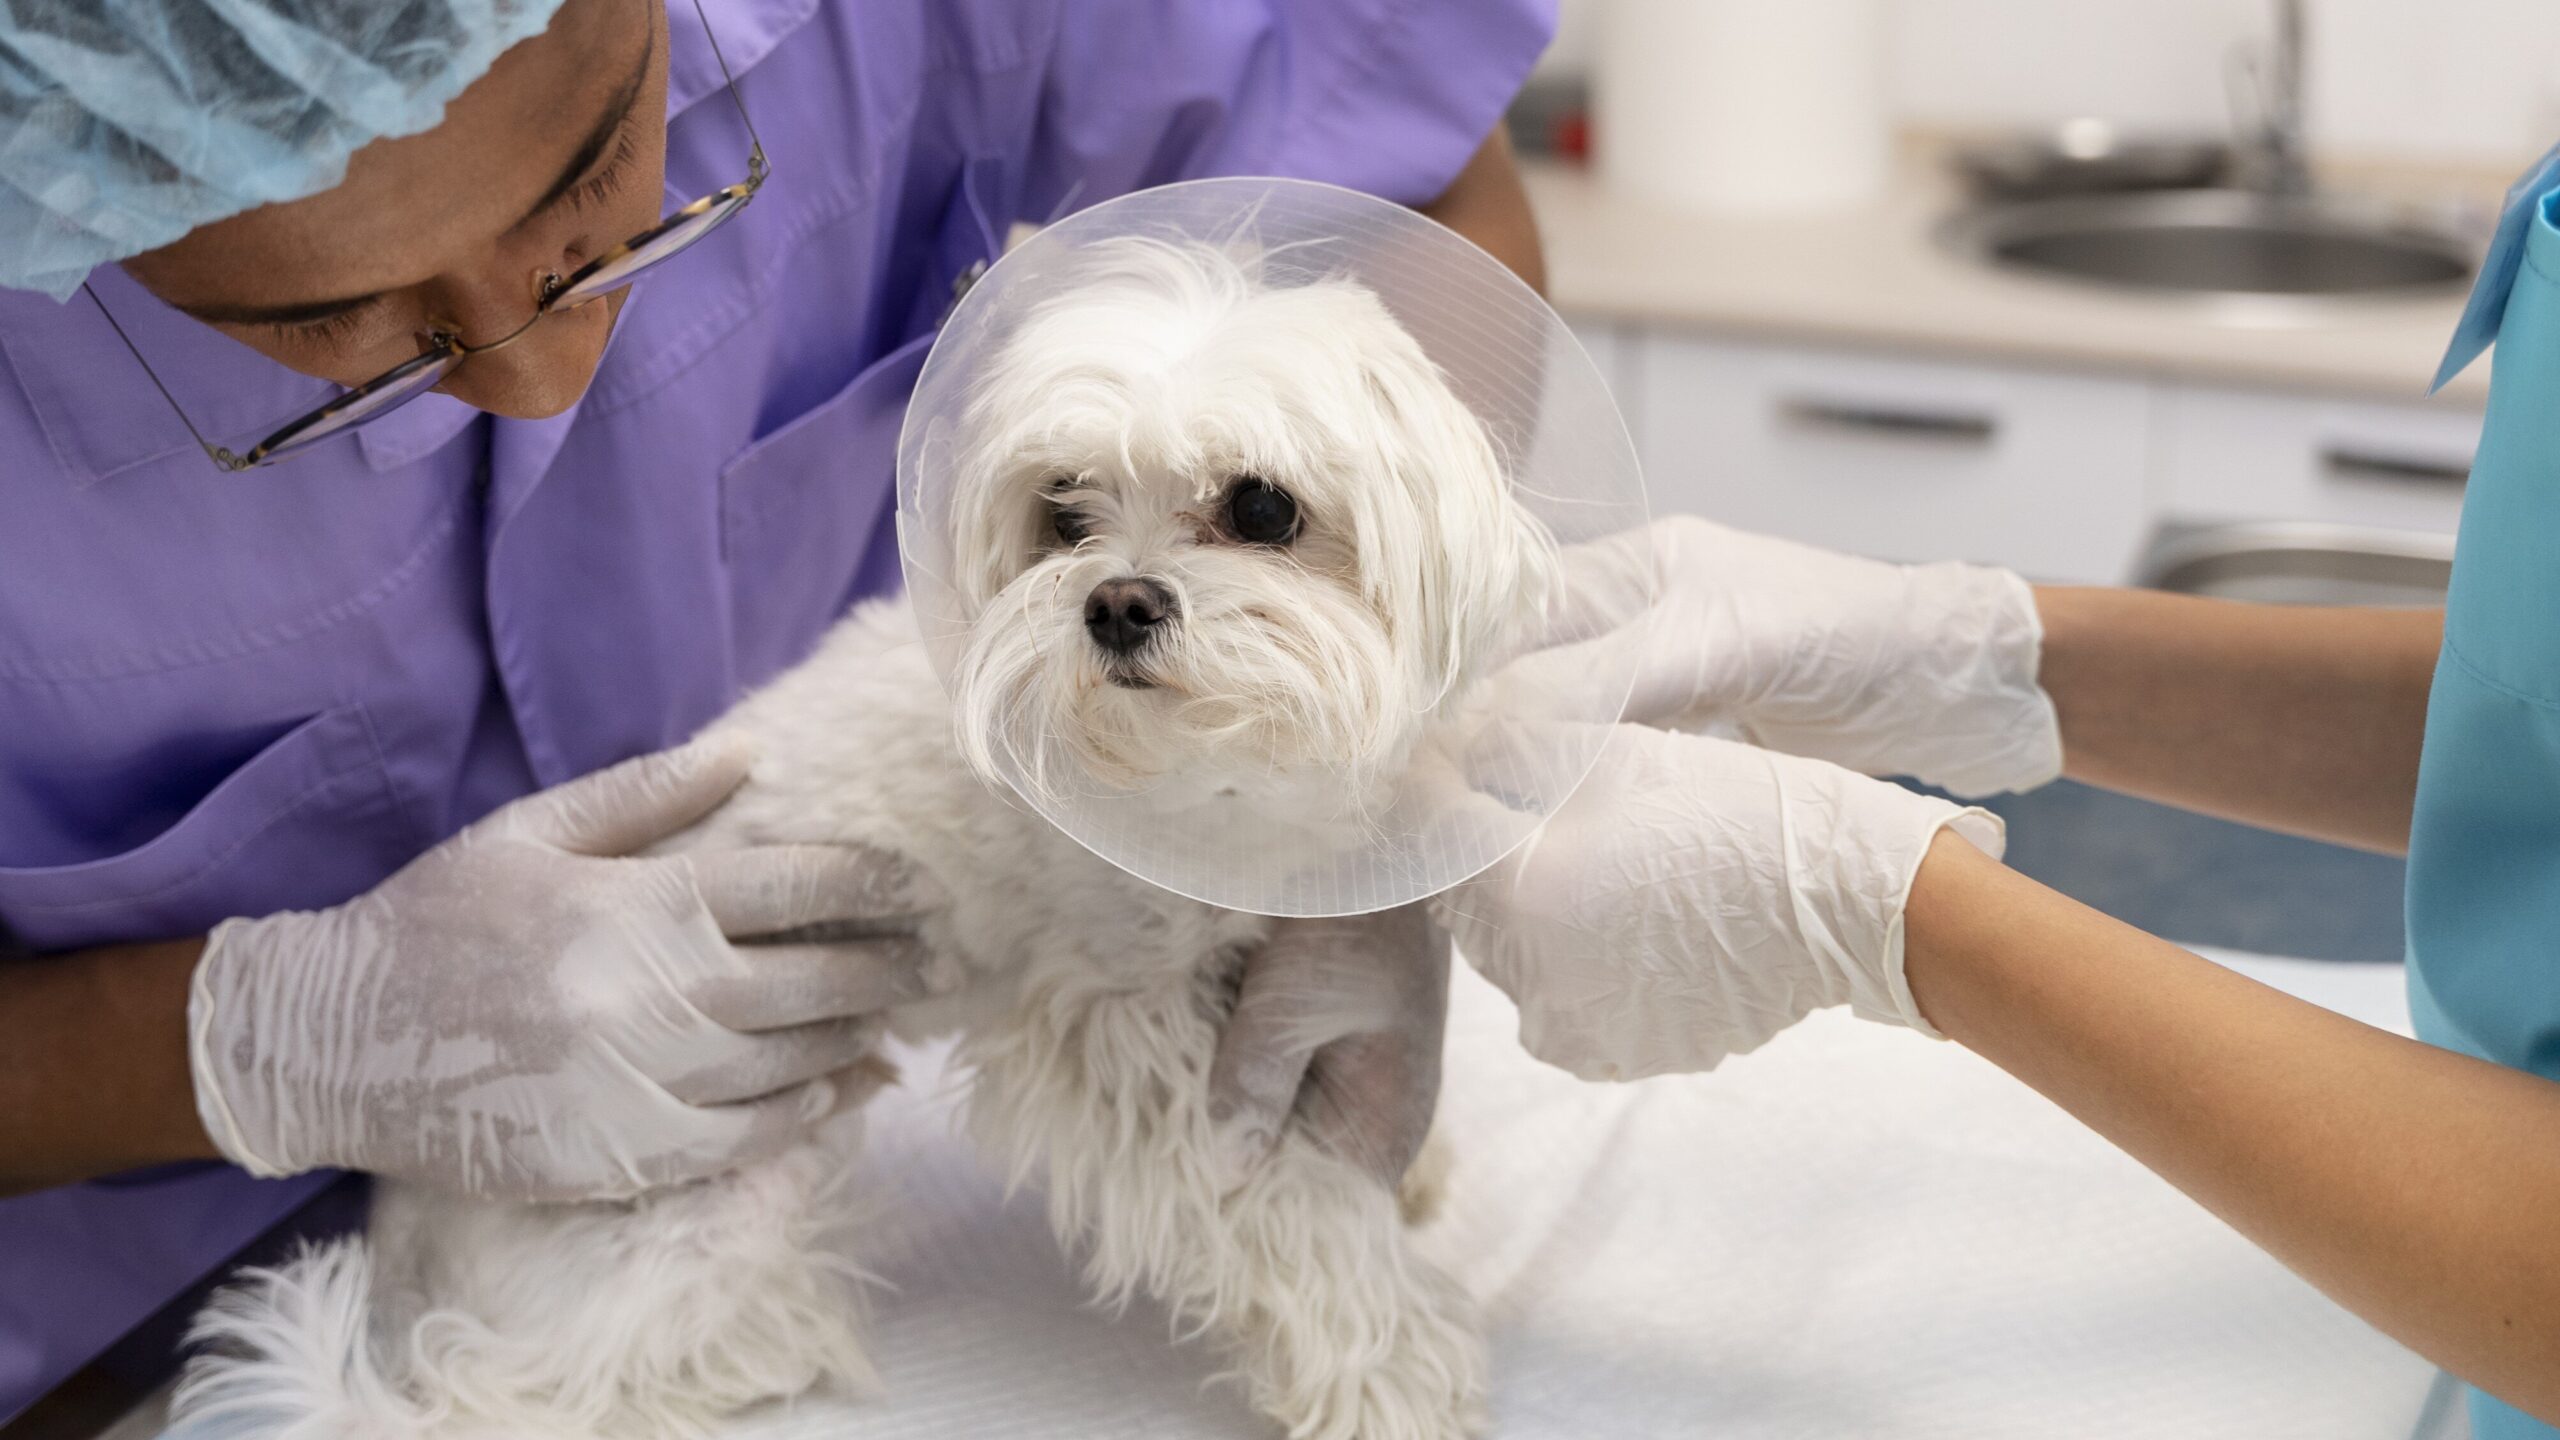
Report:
423,264,616,420
426,265,561,348
1084,577,1175,655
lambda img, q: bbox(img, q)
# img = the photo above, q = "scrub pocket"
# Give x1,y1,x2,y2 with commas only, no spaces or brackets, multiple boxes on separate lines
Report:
0,708,401,953
713,155,1009,687
717,333,935,688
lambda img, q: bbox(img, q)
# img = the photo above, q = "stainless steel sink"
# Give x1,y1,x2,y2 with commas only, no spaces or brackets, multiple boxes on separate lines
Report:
2137,521,2454,606
1940,189,2479,301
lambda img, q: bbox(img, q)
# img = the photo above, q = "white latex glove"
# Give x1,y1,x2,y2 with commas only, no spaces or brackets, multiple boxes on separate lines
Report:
189,736,942,1202
1547,515,2062,799
1205,904,1448,1193
1435,724,2003,1082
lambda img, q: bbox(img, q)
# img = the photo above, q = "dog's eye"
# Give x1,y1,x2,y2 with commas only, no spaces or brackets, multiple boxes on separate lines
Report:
1224,478,1299,546
1051,505,1092,545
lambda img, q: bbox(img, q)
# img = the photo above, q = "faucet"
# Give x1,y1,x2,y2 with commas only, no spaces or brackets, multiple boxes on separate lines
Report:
2236,0,2313,196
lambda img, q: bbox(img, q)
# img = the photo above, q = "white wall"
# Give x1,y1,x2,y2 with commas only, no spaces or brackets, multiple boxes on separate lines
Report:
1895,0,2560,166
1889,0,2249,136
1550,0,2560,170
2304,0,2560,164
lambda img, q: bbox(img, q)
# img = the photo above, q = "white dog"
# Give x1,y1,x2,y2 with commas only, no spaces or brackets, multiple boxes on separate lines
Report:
172,237,1557,1440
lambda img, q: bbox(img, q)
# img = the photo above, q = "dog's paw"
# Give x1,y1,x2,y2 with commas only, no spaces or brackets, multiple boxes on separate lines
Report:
1246,1260,1487,1440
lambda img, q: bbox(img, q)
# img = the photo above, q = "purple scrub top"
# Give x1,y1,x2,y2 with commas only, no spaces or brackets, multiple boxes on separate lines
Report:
0,0,1552,1417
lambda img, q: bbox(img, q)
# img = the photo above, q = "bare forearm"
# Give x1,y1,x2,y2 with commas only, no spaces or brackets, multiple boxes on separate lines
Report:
0,938,218,1193
1417,126,1545,296
1906,833,2560,1422
2034,587,2438,852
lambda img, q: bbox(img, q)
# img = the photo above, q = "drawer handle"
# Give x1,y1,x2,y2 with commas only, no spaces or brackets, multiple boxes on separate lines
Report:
2320,447,2470,487
1780,398,1999,445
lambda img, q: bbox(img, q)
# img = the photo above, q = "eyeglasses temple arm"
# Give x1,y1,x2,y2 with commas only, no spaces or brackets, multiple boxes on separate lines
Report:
82,283,247,472
687,0,767,171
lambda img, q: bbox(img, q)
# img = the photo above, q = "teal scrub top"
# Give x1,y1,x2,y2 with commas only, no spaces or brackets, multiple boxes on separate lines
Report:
2404,170,2560,1440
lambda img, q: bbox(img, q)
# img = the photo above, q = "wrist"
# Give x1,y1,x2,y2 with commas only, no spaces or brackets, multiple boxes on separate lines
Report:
138,938,220,1156
188,915,312,1177
1776,745,2004,1037
1868,564,2060,799
1960,566,2062,794
0,937,219,1194
1898,826,2018,1042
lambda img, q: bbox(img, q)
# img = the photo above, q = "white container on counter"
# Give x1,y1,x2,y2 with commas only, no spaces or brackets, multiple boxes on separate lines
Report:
1597,0,1892,215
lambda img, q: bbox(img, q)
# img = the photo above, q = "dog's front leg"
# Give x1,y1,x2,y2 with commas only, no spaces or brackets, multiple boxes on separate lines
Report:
964,961,1485,1440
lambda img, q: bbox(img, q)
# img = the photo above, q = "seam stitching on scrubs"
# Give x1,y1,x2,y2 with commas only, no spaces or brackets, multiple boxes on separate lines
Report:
2,316,255,486
6,718,382,913
498,11,1041,420
1288,0,1436,166
721,336,932,535
2523,211,2560,291
662,0,818,117
580,173,877,417
3,280,337,487
1285,0,1545,202
0,327,86,483
587,8,998,417
351,696,438,857
0,508,463,683
2440,634,2560,711
918,0,1039,73
585,45,1016,426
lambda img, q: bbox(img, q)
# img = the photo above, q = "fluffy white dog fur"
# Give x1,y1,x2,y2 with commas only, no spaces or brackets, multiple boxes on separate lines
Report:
172,238,1554,1440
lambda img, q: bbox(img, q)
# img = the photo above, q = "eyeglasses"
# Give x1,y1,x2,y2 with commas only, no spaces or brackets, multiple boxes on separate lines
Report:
87,0,765,473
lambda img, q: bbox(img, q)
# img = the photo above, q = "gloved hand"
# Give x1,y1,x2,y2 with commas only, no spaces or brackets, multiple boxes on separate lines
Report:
188,735,942,1203
1436,724,2002,1082
1206,904,1448,1193
1545,515,2062,799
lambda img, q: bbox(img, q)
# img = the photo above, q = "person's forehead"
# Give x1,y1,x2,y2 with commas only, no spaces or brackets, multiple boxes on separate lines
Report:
127,0,650,309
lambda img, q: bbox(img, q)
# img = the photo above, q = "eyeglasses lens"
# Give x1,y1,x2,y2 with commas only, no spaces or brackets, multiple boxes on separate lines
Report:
555,192,755,309
256,350,464,461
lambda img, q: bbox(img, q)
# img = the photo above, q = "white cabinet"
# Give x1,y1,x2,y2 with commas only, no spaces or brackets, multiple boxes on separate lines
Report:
1632,334,2157,583
1606,328,2486,582
1567,320,1626,394
1566,319,1639,442
2157,385,2476,537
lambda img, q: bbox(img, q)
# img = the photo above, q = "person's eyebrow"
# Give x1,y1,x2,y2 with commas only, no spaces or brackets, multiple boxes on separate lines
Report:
512,18,655,230
171,24,656,328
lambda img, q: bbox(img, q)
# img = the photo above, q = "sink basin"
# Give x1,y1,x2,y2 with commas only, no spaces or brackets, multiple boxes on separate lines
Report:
2138,521,2454,607
1941,189,2478,300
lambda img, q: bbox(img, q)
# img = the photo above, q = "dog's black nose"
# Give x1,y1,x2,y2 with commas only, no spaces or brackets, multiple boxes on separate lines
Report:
1084,577,1173,656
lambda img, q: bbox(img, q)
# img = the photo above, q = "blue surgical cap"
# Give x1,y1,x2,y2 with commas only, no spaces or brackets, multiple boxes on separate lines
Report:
0,0,567,301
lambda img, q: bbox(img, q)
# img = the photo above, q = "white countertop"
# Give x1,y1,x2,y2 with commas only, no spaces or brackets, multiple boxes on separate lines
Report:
1525,147,2502,408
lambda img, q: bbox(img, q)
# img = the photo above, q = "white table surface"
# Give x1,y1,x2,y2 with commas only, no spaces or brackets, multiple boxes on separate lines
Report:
123,948,2459,1440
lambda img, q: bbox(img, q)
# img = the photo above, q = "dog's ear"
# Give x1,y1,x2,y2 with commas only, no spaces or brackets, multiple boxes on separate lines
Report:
1353,339,1558,708
944,452,1048,611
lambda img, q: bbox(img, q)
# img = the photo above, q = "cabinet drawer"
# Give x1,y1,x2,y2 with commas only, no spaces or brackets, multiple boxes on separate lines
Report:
1632,334,2156,582
2159,386,2477,536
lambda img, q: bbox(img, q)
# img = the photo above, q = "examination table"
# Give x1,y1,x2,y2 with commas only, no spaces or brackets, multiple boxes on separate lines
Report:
124,950,2452,1440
